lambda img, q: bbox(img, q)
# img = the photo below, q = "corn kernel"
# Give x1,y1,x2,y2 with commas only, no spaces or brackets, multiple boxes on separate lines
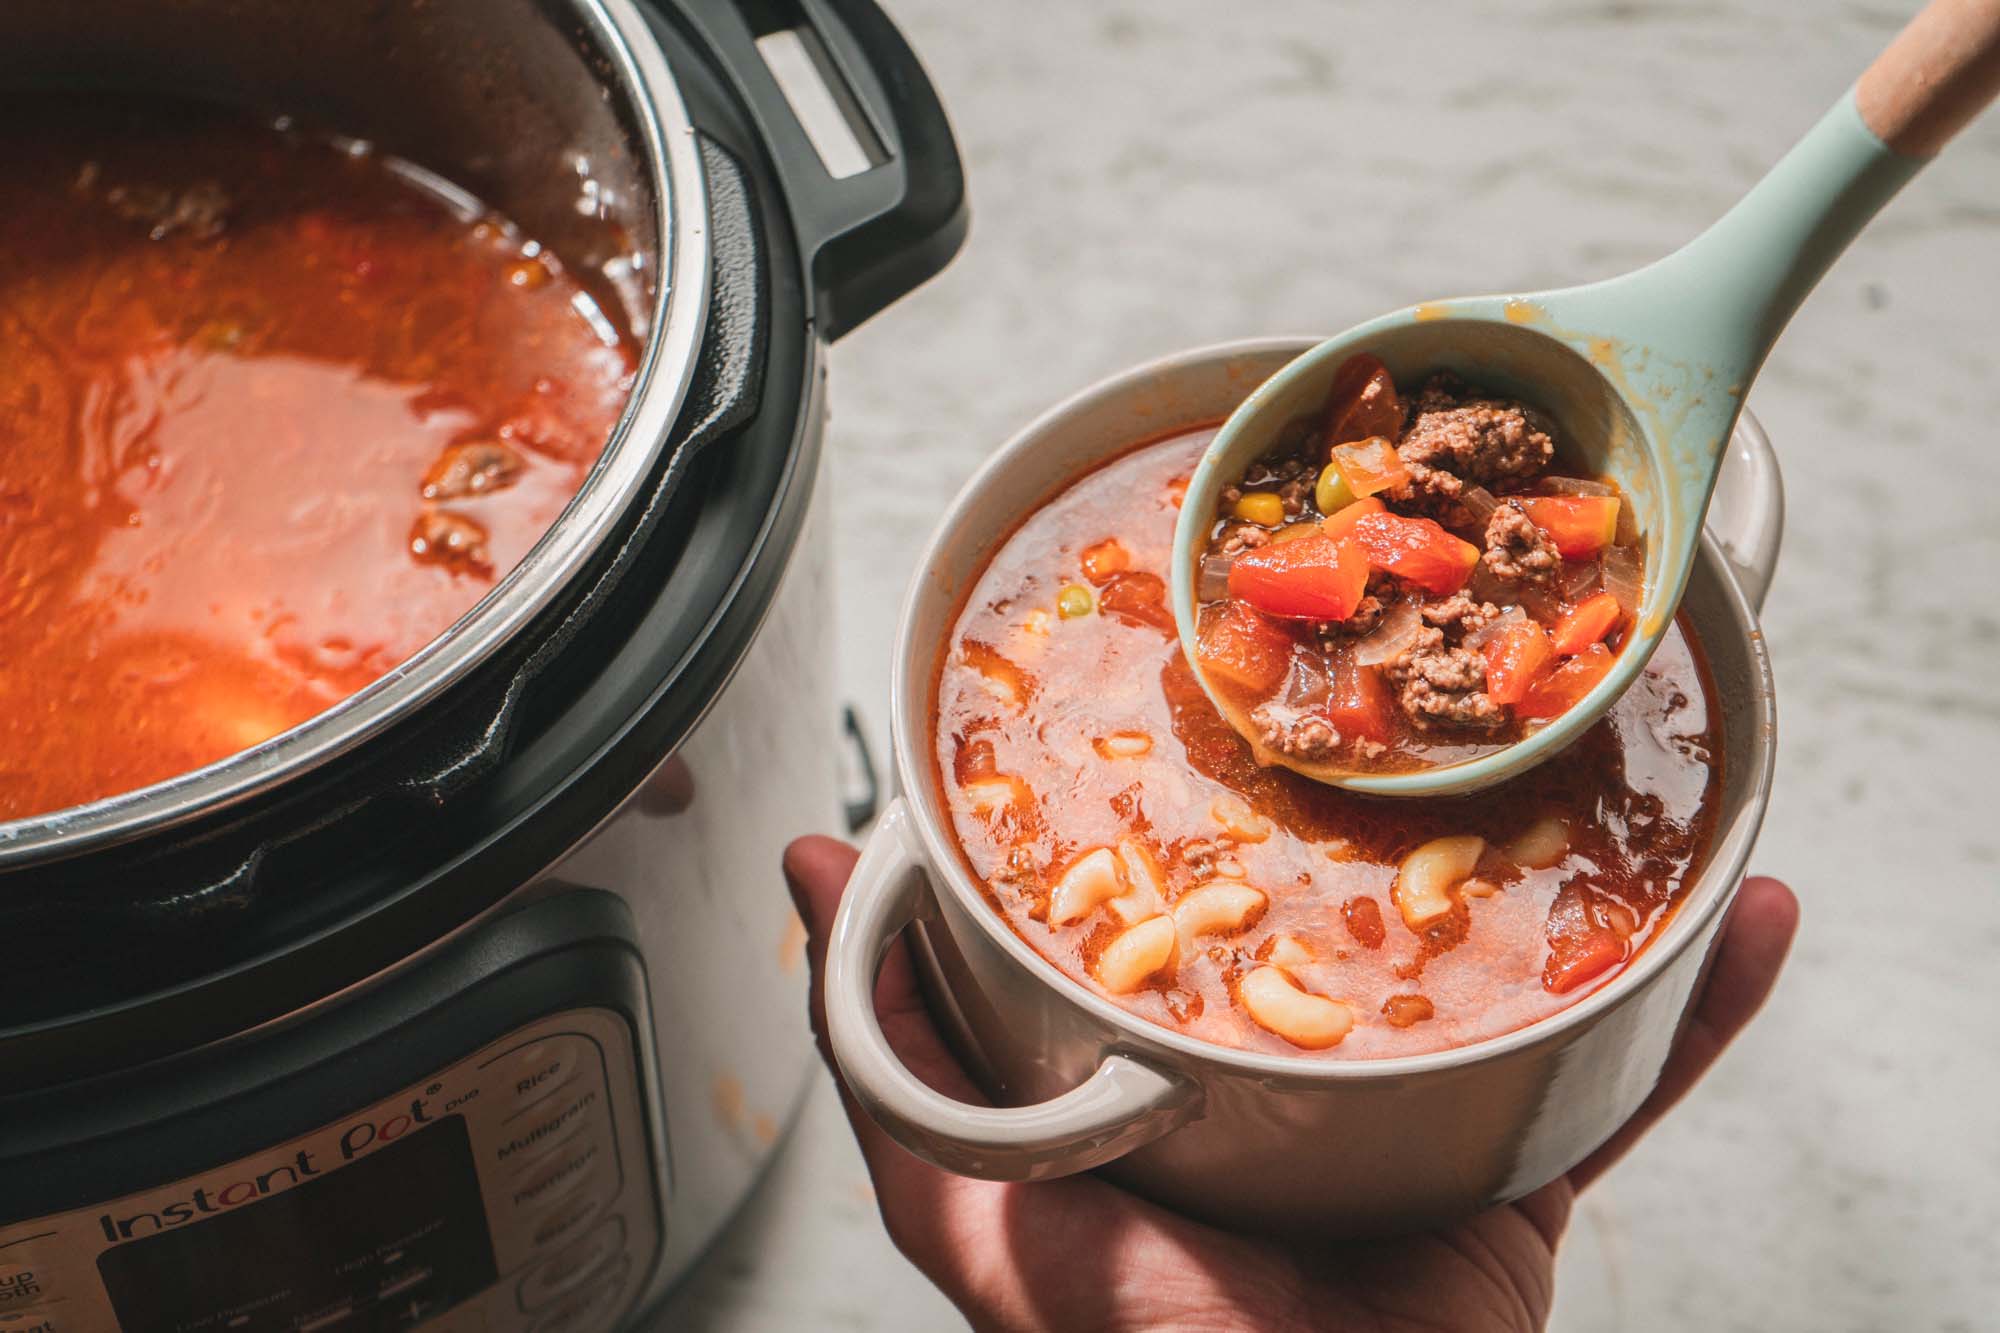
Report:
1057,584,1095,619
1232,491,1285,526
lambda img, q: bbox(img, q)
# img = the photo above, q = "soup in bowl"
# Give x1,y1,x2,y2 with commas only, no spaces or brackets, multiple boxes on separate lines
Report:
826,339,1778,1234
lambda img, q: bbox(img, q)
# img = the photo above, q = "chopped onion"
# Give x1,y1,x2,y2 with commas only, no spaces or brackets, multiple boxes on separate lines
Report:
1461,485,1500,523
1602,543,1642,614
1614,498,1641,547
1197,552,1234,602
1352,601,1423,666
1282,653,1330,709
1558,557,1603,601
1518,582,1565,624
1540,476,1616,497
1463,605,1527,650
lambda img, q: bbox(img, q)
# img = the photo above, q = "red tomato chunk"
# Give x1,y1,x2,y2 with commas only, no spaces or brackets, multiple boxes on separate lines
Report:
1552,592,1622,656
1349,512,1480,596
1228,536,1370,621
1516,643,1615,720
1198,602,1297,695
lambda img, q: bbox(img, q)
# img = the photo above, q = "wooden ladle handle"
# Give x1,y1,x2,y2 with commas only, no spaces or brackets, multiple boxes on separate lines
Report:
1857,0,2000,156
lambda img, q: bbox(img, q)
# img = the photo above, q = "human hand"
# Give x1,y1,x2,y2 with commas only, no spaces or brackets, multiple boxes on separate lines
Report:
784,836,1798,1333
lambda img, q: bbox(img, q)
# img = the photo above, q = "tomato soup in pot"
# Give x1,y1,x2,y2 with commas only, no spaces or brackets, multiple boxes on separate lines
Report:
0,97,635,820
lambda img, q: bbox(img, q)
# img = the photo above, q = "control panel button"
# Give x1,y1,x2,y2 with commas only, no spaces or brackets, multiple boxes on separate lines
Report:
526,1258,629,1333
516,1217,624,1311
503,1039,590,1108
508,1135,610,1217
527,1190,605,1252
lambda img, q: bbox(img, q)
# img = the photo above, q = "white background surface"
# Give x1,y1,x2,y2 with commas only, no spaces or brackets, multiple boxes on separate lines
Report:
661,1,2000,1328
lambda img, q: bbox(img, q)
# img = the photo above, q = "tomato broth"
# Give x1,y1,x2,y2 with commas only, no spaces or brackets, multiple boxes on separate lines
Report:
0,98,636,820
932,428,1721,1059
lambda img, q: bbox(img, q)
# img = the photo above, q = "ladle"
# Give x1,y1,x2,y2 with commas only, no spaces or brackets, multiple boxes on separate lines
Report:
1171,0,2000,796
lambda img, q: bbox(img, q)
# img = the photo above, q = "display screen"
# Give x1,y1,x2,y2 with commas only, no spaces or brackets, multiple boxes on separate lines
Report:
97,1115,496,1332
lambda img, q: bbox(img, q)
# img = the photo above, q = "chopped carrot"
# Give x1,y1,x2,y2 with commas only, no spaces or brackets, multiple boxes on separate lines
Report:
1482,622,1556,706
1521,496,1620,560
1515,642,1614,720
1551,591,1622,655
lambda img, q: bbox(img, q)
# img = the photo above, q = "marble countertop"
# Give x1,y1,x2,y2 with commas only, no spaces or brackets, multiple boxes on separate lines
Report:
660,1,2000,1328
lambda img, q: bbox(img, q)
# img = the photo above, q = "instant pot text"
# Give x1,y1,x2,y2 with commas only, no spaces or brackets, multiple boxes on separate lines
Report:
96,1098,437,1242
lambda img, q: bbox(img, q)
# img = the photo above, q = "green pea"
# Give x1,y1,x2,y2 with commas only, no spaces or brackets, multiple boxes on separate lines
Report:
1315,462,1355,515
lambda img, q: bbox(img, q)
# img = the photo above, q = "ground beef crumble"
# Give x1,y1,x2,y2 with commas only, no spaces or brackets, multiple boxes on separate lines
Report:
1252,705,1341,761
1420,594,1501,635
1484,500,1561,582
1400,372,1555,484
1204,362,1591,755
1386,634,1506,729
1216,522,1271,557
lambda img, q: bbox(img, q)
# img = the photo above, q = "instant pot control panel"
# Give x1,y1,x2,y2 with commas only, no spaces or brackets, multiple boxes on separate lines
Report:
0,895,668,1333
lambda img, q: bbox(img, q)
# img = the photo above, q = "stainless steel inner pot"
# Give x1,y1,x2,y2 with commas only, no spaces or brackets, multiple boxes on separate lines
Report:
0,0,711,863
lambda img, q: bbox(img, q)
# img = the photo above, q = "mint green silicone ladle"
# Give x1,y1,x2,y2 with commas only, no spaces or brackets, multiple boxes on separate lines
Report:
1172,0,2000,797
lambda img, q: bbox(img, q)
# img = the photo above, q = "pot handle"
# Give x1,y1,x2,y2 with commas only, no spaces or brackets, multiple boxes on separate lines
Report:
1708,411,1787,614
680,0,969,342
826,801,1205,1182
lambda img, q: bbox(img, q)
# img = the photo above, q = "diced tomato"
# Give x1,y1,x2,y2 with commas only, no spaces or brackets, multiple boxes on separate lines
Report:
1098,571,1176,633
1323,352,1405,446
1329,436,1409,499
1551,591,1622,655
1228,535,1369,621
1196,602,1296,695
1326,649,1395,743
1520,496,1620,560
1542,882,1631,994
1166,476,1190,509
1349,512,1481,596
1079,538,1130,585
1481,622,1556,706
1515,642,1614,720
1319,496,1386,543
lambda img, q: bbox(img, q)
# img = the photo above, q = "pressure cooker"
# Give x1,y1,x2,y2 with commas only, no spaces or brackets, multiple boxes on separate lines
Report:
0,2,964,1329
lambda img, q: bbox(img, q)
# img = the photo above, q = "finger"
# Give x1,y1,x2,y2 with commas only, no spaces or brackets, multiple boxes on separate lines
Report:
780,836,1010,1274
1568,875,1800,1191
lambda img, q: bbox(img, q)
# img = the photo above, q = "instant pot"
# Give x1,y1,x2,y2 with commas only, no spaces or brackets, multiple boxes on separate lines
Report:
0,2,964,1329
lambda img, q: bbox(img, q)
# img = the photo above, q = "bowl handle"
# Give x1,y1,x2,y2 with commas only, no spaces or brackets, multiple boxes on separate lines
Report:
826,801,1204,1182
1708,411,1787,614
